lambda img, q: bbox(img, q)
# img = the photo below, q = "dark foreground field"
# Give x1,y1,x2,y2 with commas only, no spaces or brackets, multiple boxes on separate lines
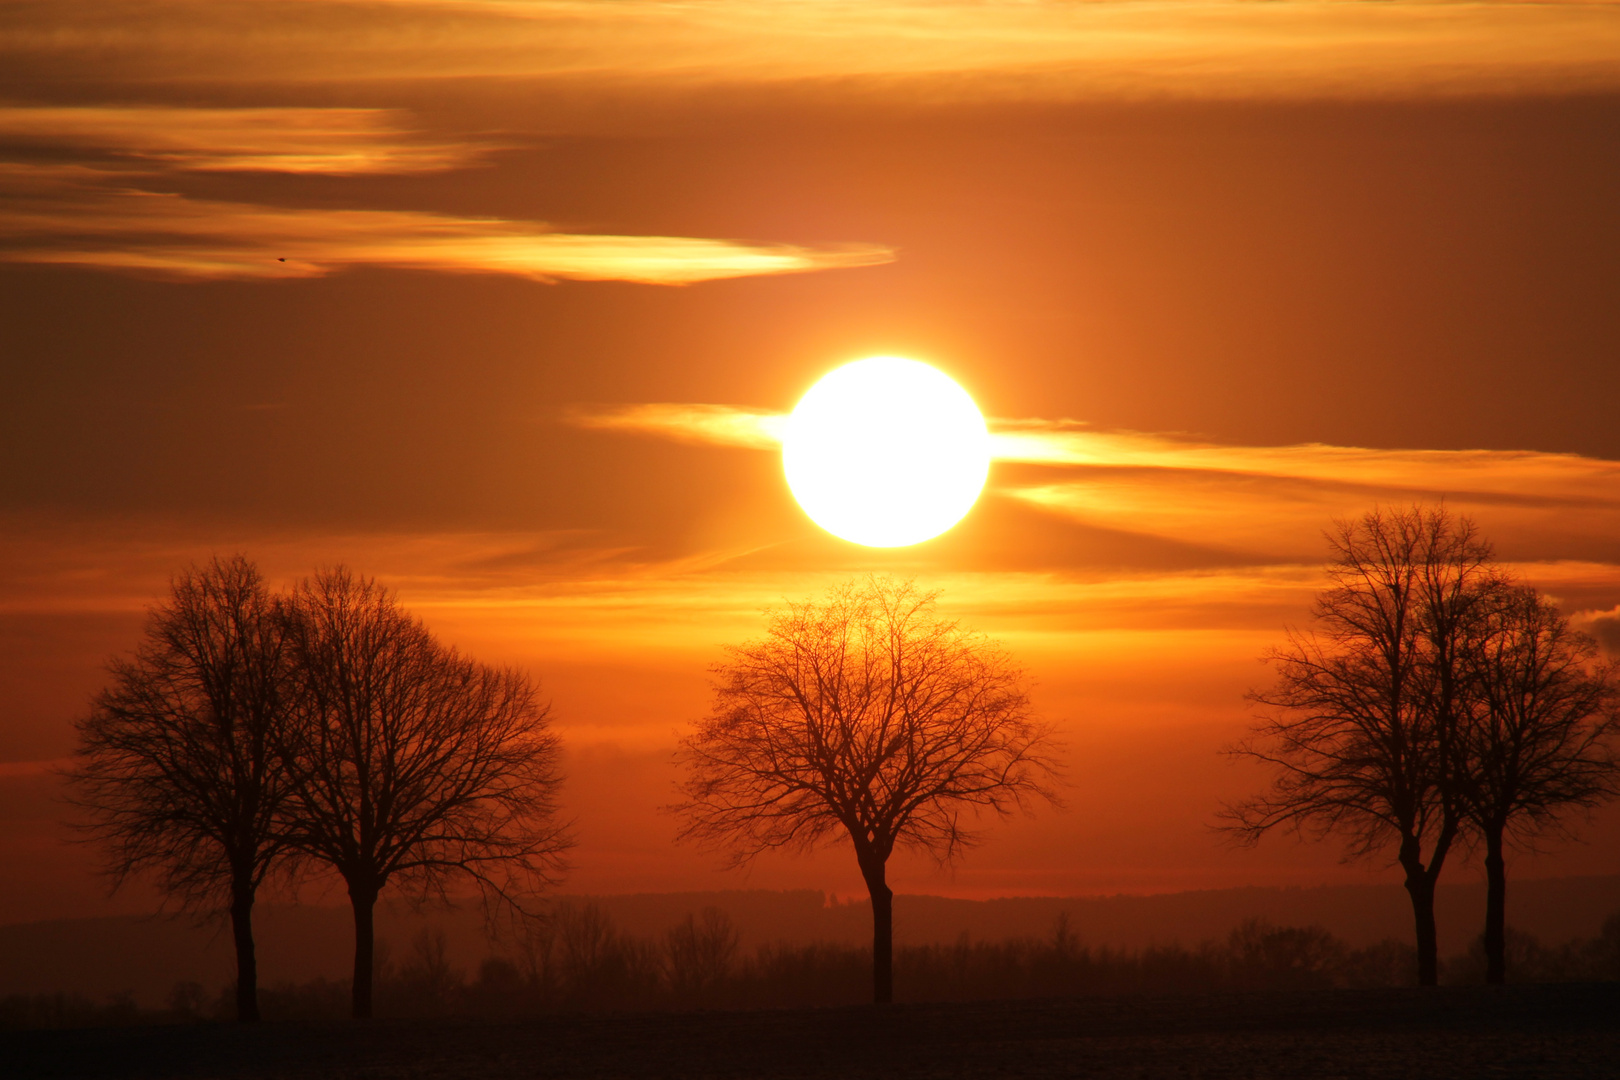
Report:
7,983,1619,1080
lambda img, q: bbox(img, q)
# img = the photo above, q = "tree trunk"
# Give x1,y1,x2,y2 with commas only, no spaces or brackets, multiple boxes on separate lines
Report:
858,855,894,1004
1402,871,1439,986
1398,832,1442,987
229,883,260,1022
348,878,379,1019
1397,813,1459,988
1484,823,1507,985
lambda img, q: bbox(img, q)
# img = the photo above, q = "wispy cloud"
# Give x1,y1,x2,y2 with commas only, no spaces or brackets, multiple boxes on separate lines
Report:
569,404,789,450
0,186,894,284
8,1,1620,100
989,419,1620,500
0,102,893,285
992,419,1620,559
0,106,489,174
567,403,1620,497
1571,605,1620,658
569,403,1620,560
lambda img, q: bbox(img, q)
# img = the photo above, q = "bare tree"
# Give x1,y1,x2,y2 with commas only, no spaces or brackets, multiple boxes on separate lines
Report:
663,907,740,1001
68,556,292,1022
1223,506,1503,985
279,568,572,1019
674,577,1057,1003
1457,586,1619,983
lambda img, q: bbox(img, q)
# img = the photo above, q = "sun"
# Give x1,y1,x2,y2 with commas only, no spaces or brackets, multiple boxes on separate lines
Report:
783,356,990,547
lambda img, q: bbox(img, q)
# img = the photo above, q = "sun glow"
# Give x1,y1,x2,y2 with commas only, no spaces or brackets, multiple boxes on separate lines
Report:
783,356,990,547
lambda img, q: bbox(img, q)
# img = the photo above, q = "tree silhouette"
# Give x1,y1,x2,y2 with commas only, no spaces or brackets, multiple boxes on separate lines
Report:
1457,586,1618,983
1224,506,1503,985
674,577,1057,1003
68,556,292,1022
663,907,740,1002
279,568,572,1019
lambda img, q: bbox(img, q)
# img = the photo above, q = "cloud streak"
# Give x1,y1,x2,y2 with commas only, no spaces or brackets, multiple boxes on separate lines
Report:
570,404,788,450
0,186,894,284
0,102,893,285
989,419,1620,499
0,106,490,174
992,420,1620,559
568,403,1620,560
566,403,1620,497
7,1,1620,101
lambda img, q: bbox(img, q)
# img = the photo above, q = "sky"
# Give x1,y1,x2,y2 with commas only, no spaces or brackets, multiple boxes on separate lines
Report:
3,0,1620,928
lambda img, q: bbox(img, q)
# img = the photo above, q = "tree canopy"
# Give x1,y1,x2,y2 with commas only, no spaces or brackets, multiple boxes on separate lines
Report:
70,556,293,1021
675,576,1057,1002
279,567,572,1018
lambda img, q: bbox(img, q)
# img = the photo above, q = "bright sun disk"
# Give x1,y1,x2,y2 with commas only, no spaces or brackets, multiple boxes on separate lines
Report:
783,356,989,547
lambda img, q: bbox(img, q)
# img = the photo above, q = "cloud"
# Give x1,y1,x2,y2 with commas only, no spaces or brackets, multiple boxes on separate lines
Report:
569,404,788,450
0,186,895,284
568,403,1620,561
0,102,894,285
0,508,1336,636
988,419,1620,499
1571,605,1620,658
991,421,1620,559
0,106,489,174
7,1,1620,101
566,404,1620,500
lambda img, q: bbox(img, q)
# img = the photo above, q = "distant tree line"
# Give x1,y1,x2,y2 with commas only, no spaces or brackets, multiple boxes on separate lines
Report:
68,557,572,1022
1225,505,1620,986
10,901,1620,1029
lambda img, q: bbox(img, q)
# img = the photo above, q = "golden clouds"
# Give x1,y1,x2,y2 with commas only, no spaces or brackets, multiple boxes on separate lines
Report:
988,419,1620,498
571,403,1620,562
570,400,1620,499
8,1,1620,100
570,405,789,450
990,419,1620,559
0,101,894,283
9,4,1608,283
0,508,1320,645
0,187,893,283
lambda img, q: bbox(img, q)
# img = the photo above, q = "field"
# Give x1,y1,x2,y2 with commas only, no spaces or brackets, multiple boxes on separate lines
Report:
8,983,1618,1080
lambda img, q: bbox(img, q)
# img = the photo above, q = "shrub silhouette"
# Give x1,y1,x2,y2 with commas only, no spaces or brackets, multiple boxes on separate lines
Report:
664,908,740,1003
388,927,465,1016
1226,918,1345,990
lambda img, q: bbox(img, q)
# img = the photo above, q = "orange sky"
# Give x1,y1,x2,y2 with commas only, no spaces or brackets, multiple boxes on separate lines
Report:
3,0,1620,927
